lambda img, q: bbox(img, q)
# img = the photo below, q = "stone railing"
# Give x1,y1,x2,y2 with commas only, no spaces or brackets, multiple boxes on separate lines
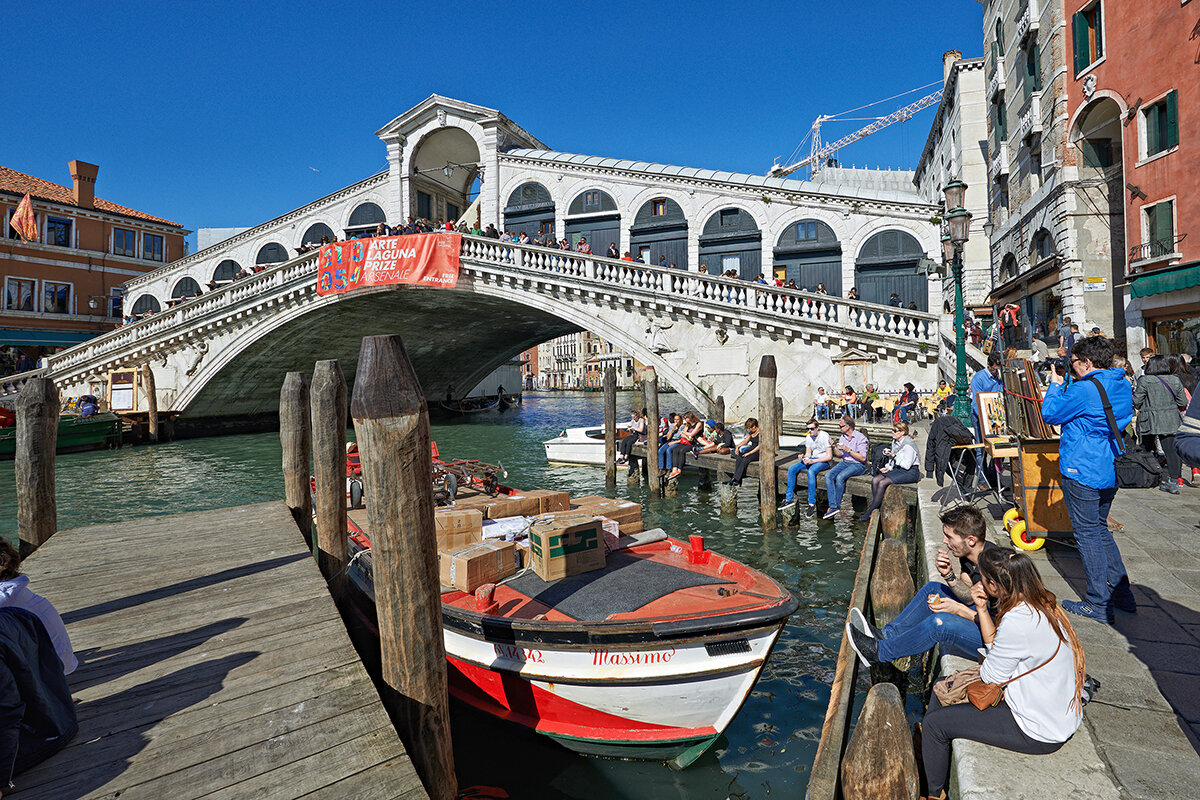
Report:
19,234,938,396
0,369,48,401
991,141,1010,177
1017,93,1042,141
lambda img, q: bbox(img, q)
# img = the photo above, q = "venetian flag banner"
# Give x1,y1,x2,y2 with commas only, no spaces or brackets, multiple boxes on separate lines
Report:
316,232,461,296
9,193,38,242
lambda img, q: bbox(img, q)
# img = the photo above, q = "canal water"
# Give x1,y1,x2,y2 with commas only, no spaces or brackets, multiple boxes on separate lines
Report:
0,390,867,800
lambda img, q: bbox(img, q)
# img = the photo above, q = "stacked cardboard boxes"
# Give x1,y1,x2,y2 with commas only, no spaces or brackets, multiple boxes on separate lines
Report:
439,540,520,592
569,496,644,534
528,514,606,581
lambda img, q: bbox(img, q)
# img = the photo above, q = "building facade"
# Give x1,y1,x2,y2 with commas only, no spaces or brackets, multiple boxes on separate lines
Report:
915,51,992,312
536,333,638,390
1,161,188,372
1062,0,1199,355
983,0,1125,348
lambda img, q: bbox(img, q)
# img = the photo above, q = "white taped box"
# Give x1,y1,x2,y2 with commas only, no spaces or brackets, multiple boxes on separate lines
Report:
481,515,533,541
595,516,621,553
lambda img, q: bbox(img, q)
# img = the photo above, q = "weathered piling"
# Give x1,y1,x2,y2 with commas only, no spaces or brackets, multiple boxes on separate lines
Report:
870,537,916,673
642,366,661,497
350,334,456,800
311,359,349,597
758,356,778,529
141,363,159,442
718,482,738,514
839,683,920,800
15,377,58,555
280,371,313,546
604,366,617,487
881,484,908,538
712,394,725,425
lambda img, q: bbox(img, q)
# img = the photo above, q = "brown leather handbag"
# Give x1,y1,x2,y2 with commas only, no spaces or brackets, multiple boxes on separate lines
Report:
966,640,1062,711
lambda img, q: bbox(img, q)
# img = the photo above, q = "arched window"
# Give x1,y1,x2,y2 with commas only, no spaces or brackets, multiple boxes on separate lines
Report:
1032,229,1055,262
171,277,202,300
256,243,288,265
131,295,160,315
302,222,336,246
503,182,555,239
348,203,386,228
630,197,687,269
699,208,761,279
567,189,618,216
999,254,1018,282
213,260,240,282
774,219,841,293
854,230,927,310
995,18,1004,58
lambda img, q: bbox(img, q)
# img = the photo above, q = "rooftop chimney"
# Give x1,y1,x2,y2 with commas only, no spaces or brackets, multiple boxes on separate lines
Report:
69,160,98,209
943,50,963,83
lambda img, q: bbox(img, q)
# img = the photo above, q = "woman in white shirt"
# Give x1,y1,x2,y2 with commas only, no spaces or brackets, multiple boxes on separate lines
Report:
921,548,1085,800
859,421,921,521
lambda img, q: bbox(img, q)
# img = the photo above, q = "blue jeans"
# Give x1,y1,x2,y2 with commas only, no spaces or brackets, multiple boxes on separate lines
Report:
825,460,867,509
785,460,831,504
816,404,829,419
877,581,983,661
1060,476,1123,608
658,442,676,469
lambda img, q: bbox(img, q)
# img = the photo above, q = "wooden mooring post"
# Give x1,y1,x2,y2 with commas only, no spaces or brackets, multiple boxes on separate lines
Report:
641,366,661,497
713,394,725,426
603,366,617,488
311,359,349,597
141,363,159,442
350,334,456,800
280,371,313,547
15,377,59,555
758,356,778,530
840,683,920,800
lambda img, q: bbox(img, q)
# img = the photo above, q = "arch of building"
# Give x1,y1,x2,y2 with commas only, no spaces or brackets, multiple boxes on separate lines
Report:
629,196,688,269
999,253,1018,283
213,260,240,283
345,202,386,238
854,229,928,310
131,294,160,315
503,181,556,239
256,242,289,265
301,222,336,246
399,114,487,225
699,206,762,280
172,277,202,300
773,218,842,293
1032,228,1056,262
564,188,619,255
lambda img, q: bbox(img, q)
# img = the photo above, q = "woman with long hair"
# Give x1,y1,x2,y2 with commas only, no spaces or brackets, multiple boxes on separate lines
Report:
615,408,647,465
859,421,920,521
667,412,703,479
921,549,1085,800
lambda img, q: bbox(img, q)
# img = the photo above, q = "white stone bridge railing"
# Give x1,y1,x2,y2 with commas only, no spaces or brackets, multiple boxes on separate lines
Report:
1,234,938,402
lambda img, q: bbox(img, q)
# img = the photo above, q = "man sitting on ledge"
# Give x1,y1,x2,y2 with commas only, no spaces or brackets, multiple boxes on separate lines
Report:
846,505,999,666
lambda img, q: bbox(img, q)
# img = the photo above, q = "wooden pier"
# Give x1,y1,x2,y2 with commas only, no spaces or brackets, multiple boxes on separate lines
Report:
13,500,428,800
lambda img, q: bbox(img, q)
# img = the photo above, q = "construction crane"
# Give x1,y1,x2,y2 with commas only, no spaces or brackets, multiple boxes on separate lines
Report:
769,86,944,180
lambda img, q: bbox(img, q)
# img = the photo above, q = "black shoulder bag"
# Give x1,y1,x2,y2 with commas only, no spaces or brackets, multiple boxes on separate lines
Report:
1086,376,1161,488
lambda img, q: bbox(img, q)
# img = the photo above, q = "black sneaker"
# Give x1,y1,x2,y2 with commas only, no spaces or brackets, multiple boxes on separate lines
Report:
846,622,878,668
805,504,817,518
849,606,883,640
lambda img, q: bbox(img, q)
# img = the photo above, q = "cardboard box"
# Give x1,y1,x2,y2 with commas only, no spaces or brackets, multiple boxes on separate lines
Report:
522,488,571,513
570,496,643,533
434,507,483,550
483,494,541,519
528,514,607,582
439,540,519,593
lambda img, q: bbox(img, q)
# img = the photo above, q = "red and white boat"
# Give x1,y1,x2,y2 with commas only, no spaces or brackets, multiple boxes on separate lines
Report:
343,507,796,766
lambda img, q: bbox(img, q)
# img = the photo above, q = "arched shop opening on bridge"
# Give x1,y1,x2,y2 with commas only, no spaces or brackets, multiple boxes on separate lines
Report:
564,190,619,254
699,207,761,280
213,260,240,283
630,197,687,269
410,127,481,225
854,230,928,311
504,182,556,240
773,219,841,293
172,277,202,301
345,203,387,239
301,222,336,248
256,242,288,266
131,295,160,315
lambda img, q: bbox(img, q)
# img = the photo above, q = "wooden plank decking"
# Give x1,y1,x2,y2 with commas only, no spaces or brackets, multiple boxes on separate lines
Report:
14,501,428,800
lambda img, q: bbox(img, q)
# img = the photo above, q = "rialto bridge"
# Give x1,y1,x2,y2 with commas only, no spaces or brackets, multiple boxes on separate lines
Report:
2,96,945,424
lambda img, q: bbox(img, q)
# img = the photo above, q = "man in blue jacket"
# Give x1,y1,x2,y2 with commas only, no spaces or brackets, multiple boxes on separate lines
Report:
1041,335,1135,623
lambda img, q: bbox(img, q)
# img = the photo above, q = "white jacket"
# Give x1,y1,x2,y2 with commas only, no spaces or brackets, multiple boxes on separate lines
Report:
980,602,1080,743
0,575,77,675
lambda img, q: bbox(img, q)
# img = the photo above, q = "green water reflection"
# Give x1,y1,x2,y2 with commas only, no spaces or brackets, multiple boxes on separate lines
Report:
0,391,864,799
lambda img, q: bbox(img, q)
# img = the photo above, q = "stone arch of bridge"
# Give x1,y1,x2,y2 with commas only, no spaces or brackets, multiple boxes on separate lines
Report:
174,281,714,420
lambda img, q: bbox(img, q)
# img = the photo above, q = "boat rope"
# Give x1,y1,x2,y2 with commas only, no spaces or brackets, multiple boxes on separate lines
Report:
330,546,372,583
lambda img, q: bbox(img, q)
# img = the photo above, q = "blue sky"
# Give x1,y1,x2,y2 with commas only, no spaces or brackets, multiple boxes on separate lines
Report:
3,1,983,249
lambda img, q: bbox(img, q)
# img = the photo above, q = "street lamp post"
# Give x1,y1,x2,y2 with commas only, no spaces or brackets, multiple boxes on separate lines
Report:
943,179,973,426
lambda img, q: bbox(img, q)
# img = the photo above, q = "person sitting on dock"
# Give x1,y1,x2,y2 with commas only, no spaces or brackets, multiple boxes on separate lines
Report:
725,418,761,486
0,542,76,675
667,412,704,480
657,413,683,472
616,409,647,465
858,421,921,521
695,421,734,456
919,549,1085,800
822,416,870,519
781,418,833,519
0,607,79,790
845,505,998,667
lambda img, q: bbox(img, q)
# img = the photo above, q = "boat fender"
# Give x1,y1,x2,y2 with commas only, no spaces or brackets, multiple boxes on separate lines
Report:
349,479,364,509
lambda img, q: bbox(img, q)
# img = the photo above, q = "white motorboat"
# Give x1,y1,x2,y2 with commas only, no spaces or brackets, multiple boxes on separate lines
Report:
543,423,632,465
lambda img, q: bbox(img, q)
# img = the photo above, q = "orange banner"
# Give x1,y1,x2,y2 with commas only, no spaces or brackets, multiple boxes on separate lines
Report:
316,232,460,296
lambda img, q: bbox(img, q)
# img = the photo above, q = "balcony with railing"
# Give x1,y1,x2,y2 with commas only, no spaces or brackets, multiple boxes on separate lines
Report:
1129,234,1187,271
1017,93,1042,141
990,141,1010,178
1016,1,1039,44
987,67,1003,101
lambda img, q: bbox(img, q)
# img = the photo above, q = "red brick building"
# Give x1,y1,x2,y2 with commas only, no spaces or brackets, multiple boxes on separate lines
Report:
1,161,188,373
1065,0,1200,354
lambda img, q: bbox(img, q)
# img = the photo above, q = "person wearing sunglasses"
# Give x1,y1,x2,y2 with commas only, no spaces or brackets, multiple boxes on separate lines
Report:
781,418,833,518
859,421,920,521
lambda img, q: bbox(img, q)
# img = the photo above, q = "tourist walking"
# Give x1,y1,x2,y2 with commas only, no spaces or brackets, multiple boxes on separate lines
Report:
859,421,920,520
1041,336,1135,622
1133,354,1188,493
822,416,870,518
782,418,833,518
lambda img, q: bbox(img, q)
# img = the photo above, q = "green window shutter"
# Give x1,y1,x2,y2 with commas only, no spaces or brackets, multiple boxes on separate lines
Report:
1147,105,1160,156
1072,12,1089,75
1033,45,1042,90
1166,90,1179,149
1094,2,1103,60
1156,202,1174,248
